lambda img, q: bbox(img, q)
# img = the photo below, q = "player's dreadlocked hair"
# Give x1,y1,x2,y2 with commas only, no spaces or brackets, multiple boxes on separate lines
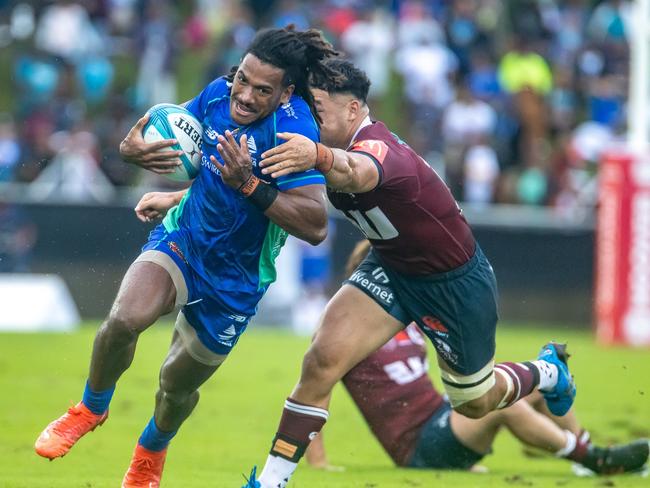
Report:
310,59,371,104
226,25,341,124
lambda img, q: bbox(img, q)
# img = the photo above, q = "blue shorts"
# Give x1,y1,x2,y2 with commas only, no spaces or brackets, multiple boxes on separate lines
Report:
345,246,498,375
140,225,252,357
408,402,484,469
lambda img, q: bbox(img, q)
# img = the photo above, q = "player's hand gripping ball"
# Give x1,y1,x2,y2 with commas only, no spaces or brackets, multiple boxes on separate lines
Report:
142,104,203,181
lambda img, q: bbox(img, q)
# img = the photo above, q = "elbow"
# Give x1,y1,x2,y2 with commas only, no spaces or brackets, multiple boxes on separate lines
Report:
304,220,327,246
305,209,328,246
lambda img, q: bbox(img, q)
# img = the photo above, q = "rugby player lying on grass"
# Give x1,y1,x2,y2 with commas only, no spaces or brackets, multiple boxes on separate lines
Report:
304,242,649,476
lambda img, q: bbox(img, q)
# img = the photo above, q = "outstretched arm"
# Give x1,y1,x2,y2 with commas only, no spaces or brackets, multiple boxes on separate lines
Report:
134,190,188,222
260,133,379,193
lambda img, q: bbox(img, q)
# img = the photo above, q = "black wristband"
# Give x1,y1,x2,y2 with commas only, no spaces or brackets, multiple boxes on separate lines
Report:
246,180,278,211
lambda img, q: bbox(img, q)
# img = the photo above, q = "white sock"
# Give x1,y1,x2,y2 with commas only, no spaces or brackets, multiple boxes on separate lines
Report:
556,430,577,458
259,454,297,488
532,360,559,391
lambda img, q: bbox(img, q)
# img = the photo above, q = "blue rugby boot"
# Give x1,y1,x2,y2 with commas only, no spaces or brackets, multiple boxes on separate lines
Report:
242,466,261,488
537,342,576,416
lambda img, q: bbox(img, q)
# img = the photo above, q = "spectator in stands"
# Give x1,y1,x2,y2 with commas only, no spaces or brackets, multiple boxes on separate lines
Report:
341,6,394,101
441,82,497,198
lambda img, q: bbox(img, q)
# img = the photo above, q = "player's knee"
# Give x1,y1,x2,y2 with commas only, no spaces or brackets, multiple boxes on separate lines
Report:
157,381,199,409
301,347,340,387
453,396,492,419
105,308,152,339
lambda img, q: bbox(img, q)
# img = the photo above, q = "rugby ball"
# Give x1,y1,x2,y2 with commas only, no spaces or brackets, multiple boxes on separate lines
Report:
142,103,203,181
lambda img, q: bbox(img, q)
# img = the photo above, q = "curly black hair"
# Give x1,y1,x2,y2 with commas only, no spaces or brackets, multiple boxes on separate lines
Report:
310,58,371,104
226,25,341,124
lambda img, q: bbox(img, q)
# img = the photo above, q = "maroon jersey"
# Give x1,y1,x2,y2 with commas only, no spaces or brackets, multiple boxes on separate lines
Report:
342,325,445,466
328,121,475,275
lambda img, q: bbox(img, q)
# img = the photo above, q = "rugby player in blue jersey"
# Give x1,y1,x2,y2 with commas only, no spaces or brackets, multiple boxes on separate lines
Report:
34,26,339,488
242,60,577,488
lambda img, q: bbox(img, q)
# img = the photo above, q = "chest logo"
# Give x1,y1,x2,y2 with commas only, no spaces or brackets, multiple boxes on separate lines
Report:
247,135,257,154
204,125,218,143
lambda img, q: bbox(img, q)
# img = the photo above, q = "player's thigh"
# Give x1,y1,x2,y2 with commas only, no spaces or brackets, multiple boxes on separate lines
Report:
304,284,405,380
110,260,178,326
159,329,225,394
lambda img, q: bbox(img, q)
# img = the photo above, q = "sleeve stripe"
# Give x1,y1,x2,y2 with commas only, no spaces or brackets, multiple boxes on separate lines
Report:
349,150,384,188
278,174,325,186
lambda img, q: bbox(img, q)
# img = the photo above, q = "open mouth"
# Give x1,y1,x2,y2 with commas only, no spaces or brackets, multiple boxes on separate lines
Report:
234,100,255,117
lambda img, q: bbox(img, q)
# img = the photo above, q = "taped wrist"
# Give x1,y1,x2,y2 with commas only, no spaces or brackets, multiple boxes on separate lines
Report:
314,142,334,174
239,175,278,211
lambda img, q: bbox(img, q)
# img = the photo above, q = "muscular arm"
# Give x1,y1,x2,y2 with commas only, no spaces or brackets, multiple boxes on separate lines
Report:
214,130,327,245
260,133,380,193
322,149,379,193
264,184,328,245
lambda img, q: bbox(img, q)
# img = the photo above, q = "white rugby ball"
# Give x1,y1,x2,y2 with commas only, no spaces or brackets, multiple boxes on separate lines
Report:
142,103,203,181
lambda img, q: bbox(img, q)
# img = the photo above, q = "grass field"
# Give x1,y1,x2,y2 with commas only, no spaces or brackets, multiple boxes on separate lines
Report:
1,322,648,487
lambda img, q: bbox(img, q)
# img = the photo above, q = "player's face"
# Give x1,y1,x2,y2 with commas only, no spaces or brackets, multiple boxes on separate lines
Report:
230,54,294,125
312,89,356,149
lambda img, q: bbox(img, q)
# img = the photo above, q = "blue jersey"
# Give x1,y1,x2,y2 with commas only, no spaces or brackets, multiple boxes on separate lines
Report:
161,77,324,315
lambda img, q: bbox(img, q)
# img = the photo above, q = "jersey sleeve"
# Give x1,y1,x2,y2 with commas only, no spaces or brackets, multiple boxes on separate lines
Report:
349,136,419,197
185,77,229,120
274,97,326,191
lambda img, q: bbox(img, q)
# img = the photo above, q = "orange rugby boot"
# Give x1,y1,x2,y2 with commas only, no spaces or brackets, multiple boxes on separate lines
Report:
122,444,168,488
34,402,108,459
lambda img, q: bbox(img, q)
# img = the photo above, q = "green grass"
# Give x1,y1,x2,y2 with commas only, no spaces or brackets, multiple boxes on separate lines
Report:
0,323,648,487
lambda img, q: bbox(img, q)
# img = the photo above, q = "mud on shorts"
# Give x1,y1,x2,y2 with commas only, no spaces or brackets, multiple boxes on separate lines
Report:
344,245,499,406
137,225,253,365
408,402,485,469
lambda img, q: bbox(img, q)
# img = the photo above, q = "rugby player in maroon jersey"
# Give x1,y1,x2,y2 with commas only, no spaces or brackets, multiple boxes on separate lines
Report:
307,324,648,475
242,60,576,488
302,243,649,476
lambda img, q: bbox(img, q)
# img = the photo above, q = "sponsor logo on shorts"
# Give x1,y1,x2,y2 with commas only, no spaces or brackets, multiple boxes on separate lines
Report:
217,324,237,344
228,313,247,323
422,316,448,333
167,241,188,264
349,270,394,305
434,338,459,366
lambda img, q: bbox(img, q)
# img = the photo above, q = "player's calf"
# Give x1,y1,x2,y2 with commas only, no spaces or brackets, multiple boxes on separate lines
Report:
253,398,329,488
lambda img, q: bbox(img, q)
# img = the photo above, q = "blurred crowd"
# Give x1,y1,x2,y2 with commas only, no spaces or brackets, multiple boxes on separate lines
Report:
0,0,633,211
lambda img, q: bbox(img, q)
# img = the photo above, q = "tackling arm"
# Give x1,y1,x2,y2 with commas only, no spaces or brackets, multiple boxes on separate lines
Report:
213,130,328,246
320,148,379,193
260,133,380,193
134,189,188,222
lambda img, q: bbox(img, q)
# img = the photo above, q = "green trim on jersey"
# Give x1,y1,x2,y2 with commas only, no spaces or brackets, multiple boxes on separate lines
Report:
163,188,192,232
258,221,288,290
280,174,322,186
